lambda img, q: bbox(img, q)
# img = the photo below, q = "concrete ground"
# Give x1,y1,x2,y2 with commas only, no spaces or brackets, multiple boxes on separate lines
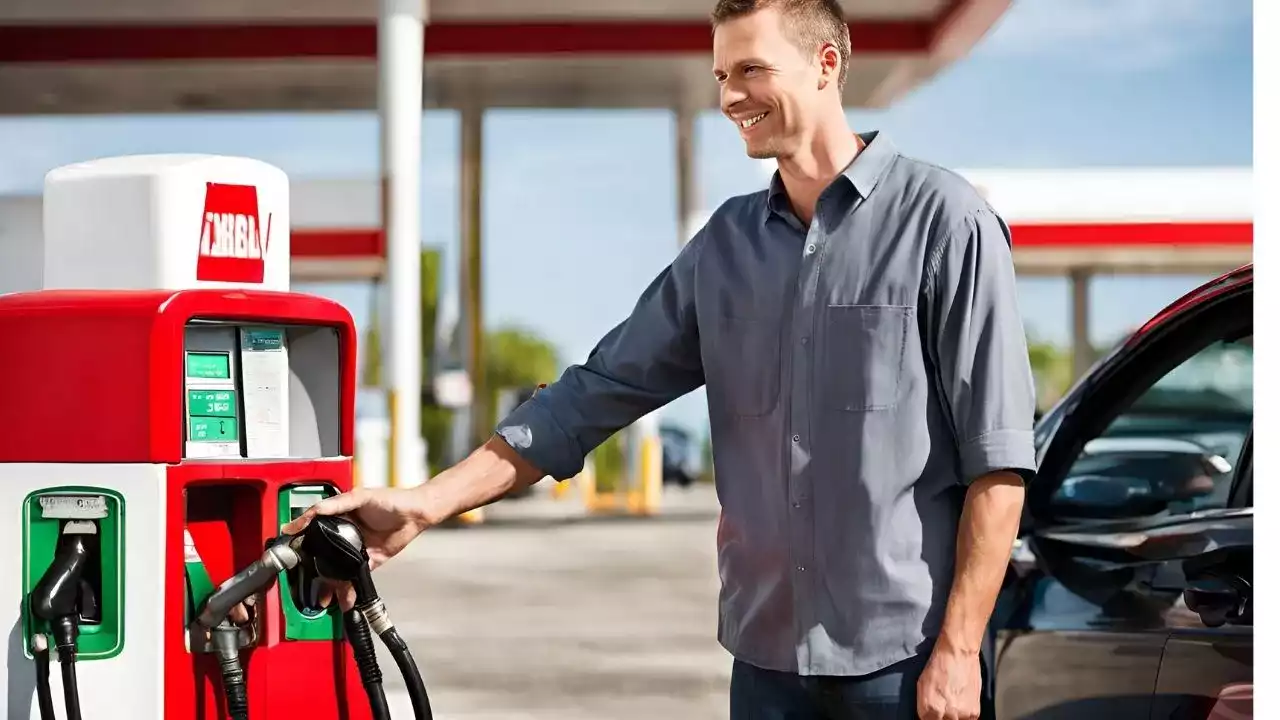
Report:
372,482,732,720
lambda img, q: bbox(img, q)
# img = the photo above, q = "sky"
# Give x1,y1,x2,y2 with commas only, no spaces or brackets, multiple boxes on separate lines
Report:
0,0,1255,436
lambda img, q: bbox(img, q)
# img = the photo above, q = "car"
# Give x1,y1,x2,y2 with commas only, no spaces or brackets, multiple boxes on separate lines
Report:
659,424,699,487
991,264,1253,719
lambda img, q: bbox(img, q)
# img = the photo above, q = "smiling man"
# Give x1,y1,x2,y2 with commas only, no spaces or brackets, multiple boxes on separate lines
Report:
283,1,1037,719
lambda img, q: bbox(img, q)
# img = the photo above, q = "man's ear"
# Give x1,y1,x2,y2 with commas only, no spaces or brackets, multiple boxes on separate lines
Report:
817,43,840,90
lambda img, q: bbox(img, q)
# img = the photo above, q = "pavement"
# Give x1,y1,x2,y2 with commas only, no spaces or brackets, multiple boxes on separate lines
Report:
369,482,733,719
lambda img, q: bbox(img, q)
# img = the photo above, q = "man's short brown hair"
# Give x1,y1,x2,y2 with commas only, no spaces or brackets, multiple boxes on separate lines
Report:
711,0,852,91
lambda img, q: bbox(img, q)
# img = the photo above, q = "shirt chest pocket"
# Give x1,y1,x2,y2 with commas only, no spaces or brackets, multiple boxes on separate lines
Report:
706,315,781,418
817,304,913,412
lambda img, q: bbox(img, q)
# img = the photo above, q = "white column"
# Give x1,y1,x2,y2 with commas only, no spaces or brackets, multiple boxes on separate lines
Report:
675,105,699,247
380,0,426,488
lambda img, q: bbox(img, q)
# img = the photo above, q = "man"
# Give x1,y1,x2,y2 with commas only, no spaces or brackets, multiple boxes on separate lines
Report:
284,1,1036,718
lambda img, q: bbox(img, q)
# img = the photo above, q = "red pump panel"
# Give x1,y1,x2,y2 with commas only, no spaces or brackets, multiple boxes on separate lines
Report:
0,288,357,463
165,460,371,720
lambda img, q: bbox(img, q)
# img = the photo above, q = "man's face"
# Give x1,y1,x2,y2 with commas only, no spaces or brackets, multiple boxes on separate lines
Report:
713,8,825,160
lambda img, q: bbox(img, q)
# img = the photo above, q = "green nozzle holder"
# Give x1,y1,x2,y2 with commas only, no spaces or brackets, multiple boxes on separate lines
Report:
278,484,343,640
21,487,125,660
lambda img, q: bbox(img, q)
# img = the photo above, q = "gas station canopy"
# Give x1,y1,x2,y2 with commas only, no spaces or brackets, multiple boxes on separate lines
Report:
0,0,1008,114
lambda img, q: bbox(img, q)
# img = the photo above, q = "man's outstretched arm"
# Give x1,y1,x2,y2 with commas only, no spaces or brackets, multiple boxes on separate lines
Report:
918,207,1038,720
416,230,710,523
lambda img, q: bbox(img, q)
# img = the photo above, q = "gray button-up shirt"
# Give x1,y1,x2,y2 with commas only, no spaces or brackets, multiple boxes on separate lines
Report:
495,131,1038,677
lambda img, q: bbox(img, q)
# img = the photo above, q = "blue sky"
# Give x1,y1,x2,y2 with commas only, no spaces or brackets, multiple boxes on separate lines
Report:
0,0,1254,435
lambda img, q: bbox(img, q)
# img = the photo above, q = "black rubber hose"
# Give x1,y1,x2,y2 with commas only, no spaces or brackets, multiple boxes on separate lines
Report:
217,651,249,720
50,617,82,720
211,625,249,720
32,636,55,720
59,660,82,720
345,611,391,720
379,627,432,720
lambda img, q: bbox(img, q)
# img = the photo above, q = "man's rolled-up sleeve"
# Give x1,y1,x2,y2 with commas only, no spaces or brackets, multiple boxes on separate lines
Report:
494,232,707,481
924,207,1038,485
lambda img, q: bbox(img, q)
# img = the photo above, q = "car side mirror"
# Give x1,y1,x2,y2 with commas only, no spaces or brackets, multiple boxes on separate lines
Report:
1050,474,1169,520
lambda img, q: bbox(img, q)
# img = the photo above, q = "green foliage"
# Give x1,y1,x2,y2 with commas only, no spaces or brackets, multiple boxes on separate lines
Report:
357,250,565,476
360,303,383,388
591,432,627,493
481,325,561,431
699,432,715,484
419,249,452,475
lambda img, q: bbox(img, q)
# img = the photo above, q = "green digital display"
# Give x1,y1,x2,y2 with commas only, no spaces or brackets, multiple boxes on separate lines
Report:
189,416,238,443
188,390,237,417
186,353,230,379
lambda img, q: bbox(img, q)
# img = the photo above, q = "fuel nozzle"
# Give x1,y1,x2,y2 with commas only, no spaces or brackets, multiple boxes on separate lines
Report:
299,517,433,719
30,520,97,720
194,534,304,630
300,517,378,609
31,523,93,628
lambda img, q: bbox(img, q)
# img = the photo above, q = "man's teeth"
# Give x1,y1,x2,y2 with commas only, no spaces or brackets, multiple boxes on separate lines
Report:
742,113,768,128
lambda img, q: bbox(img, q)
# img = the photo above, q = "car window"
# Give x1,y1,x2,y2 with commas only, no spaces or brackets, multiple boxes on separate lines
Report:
1050,335,1253,521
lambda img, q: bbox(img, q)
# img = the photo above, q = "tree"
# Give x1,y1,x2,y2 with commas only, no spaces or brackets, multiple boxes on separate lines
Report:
481,325,561,432
1025,332,1073,412
360,253,566,476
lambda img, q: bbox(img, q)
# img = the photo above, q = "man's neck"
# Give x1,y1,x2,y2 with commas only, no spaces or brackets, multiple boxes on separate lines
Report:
777,126,863,226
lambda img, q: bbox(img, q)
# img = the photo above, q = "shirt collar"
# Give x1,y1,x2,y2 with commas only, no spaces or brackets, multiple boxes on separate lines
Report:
765,130,898,221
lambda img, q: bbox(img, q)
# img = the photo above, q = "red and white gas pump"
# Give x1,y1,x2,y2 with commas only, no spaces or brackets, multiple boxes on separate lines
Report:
0,154,375,719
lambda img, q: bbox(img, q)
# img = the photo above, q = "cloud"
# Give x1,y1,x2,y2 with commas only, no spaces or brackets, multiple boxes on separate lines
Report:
978,0,1251,70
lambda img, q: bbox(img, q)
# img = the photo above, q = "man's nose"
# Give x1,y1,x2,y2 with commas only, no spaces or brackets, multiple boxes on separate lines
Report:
720,80,748,113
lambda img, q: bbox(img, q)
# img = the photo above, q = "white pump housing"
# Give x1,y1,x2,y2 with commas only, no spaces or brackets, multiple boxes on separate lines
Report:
40,154,291,292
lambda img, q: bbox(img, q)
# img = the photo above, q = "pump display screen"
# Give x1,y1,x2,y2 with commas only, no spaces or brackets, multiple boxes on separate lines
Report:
186,352,231,379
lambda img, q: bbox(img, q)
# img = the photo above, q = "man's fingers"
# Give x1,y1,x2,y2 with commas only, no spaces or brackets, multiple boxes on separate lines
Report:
281,490,367,534
337,584,357,612
228,594,256,625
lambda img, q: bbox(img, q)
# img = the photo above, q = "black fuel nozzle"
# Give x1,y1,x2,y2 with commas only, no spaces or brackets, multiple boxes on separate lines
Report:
299,516,378,604
299,516,434,720
31,521,96,657
30,520,97,720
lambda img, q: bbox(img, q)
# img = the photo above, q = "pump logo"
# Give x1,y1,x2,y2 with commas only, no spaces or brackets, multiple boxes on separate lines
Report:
196,182,273,283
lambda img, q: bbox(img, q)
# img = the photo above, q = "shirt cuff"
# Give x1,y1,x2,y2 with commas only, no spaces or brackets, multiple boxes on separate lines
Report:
494,397,584,481
958,429,1038,485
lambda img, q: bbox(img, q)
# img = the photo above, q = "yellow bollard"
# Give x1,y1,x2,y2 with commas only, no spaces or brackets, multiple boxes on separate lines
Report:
551,474,572,500
639,432,663,515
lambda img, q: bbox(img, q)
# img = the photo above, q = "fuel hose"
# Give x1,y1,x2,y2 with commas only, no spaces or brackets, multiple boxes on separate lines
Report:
345,609,391,720
31,634,55,720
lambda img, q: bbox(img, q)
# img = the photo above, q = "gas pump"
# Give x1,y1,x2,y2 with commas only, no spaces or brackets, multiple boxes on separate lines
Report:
0,154,393,719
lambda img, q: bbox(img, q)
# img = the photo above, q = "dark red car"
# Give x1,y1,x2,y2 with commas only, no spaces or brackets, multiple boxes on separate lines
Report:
993,264,1253,719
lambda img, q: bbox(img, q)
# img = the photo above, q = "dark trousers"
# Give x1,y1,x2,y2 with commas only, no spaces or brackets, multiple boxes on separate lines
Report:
729,649,995,720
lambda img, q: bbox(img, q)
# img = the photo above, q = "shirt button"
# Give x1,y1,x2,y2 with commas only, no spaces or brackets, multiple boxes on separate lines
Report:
801,336,809,345
806,243,816,254
797,565,806,572
792,434,800,443
793,502,801,508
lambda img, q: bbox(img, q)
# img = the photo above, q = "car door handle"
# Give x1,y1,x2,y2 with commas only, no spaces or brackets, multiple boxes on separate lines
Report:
1183,578,1248,627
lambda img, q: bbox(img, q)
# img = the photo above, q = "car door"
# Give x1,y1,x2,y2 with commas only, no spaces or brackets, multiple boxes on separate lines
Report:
993,270,1252,720
1150,429,1253,719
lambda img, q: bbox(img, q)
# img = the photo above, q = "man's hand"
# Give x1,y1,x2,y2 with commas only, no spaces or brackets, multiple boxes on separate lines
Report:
917,641,982,720
279,435,548,610
281,486,438,610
